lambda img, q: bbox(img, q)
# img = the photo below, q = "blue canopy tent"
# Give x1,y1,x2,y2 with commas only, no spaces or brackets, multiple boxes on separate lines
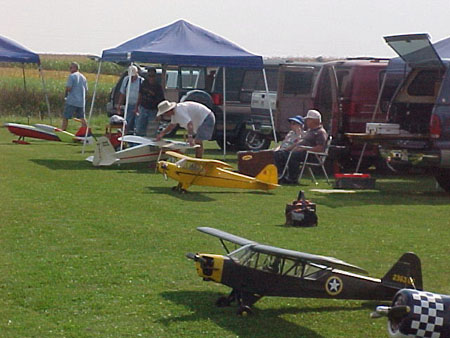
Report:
86,20,275,154
0,35,51,118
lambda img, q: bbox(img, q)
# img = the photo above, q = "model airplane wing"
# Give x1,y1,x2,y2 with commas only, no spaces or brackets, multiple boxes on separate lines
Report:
197,227,256,246
165,151,233,169
120,136,191,149
252,244,368,275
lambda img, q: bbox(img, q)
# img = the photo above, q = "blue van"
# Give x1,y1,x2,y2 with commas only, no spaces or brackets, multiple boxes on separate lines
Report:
382,33,450,192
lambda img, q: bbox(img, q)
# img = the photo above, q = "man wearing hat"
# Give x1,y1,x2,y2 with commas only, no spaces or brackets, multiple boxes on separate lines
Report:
279,109,328,184
274,115,305,179
115,65,143,134
155,100,215,158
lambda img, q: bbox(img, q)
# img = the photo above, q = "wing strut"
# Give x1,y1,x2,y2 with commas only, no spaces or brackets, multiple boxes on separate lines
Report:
220,239,230,254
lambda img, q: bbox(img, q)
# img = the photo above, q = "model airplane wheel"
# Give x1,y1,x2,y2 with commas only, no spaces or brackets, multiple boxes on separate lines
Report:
237,305,252,316
215,296,231,307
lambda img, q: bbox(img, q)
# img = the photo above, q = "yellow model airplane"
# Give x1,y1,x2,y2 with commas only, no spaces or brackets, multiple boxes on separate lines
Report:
157,151,279,192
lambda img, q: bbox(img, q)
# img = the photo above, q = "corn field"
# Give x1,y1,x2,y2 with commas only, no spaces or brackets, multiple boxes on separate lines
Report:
0,55,123,117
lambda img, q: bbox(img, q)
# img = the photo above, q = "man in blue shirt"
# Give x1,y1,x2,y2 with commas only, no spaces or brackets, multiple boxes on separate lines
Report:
62,62,88,131
115,65,143,134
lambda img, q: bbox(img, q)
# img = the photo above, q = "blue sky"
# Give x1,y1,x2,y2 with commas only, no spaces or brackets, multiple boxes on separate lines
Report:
2,0,450,58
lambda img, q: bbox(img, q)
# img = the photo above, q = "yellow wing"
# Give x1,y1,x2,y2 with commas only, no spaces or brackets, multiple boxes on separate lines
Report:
165,151,233,170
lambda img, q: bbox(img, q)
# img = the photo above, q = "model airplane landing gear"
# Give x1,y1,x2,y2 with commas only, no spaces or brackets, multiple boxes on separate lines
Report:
215,290,238,307
237,305,253,316
172,183,188,193
216,289,260,315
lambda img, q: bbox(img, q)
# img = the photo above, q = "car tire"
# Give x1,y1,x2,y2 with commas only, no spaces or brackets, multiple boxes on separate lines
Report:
238,129,271,151
435,168,450,192
216,137,238,151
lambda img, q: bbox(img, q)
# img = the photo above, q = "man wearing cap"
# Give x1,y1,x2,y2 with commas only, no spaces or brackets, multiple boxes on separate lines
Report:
274,115,305,179
116,65,143,134
62,62,88,131
155,100,215,158
135,67,165,136
280,109,328,184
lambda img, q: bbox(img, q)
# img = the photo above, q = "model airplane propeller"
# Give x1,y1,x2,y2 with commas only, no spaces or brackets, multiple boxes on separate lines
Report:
157,152,279,193
187,227,423,316
371,288,450,337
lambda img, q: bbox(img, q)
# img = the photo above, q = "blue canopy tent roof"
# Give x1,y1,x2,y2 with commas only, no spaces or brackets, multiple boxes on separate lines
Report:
387,35,450,74
101,19,263,69
0,36,51,119
0,35,40,64
85,20,275,154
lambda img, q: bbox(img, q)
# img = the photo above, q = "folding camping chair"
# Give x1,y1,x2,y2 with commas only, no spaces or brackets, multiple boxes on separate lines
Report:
297,136,332,185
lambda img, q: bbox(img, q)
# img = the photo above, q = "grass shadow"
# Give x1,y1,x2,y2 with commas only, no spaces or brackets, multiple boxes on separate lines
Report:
160,290,368,337
308,178,449,207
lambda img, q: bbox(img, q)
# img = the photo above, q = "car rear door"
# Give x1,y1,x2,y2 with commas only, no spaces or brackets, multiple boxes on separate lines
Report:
276,65,319,135
384,33,445,71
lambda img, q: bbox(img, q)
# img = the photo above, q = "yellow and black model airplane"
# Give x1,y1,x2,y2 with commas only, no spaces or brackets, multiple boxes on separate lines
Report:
157,151,279,192
187,227,423,315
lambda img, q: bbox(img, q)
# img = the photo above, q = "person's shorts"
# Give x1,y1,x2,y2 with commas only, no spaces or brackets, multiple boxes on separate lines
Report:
63,103,85,119
195,113,215,141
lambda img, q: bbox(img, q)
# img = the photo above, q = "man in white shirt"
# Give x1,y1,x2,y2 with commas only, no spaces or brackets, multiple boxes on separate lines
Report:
155,100,215,158
115,65,143,134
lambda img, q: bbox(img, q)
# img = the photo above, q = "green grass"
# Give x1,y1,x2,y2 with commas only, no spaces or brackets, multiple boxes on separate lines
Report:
1,116,449,337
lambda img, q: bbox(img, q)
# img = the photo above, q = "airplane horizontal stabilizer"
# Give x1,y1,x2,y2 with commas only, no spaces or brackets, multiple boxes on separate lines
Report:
255,164,279,185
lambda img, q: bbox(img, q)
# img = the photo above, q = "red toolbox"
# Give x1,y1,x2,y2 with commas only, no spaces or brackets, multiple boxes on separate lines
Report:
334,173,376,189
237,150,275,177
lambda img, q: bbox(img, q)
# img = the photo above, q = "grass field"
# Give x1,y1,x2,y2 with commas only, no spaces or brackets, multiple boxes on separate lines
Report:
1,117,449,337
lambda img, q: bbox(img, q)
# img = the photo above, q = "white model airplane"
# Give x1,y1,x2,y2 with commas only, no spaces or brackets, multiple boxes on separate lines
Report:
86,135,193,166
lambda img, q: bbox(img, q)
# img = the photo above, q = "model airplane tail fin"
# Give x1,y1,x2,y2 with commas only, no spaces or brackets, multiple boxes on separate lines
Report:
254,164,278,185
91,136,118,166
381,252,423,290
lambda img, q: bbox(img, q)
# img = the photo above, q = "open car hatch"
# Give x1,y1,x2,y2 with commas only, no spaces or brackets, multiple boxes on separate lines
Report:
384,33,445,70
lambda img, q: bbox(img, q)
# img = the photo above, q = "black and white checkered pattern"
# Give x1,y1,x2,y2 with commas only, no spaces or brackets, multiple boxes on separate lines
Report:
408,290,445,338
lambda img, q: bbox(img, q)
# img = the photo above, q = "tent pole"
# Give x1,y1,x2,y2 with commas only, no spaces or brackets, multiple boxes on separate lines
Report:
262,68,277,143
82,60,102,154
22,63,27,92
222,67,227,158
38,64,52,124
120,64,133,151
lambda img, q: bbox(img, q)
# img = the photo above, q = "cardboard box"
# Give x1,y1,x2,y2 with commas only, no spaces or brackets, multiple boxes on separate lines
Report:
366,123,400,135
334,173,376,189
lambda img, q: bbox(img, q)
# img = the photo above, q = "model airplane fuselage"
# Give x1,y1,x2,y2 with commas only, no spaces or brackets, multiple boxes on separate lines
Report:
4,123,92,144
86,136,192,166
157,152,279,192
187,227,423,315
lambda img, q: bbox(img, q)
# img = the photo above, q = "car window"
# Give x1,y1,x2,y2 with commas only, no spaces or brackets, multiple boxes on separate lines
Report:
282,69,314,95
241,69,278,92
437,68,450,104
165,70,178,89
407,70,442,96
336,70,350,97
180,67,205,89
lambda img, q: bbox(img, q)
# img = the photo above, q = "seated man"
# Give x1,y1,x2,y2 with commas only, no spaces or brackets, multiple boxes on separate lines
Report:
274,115,305,179
279,110,328,184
